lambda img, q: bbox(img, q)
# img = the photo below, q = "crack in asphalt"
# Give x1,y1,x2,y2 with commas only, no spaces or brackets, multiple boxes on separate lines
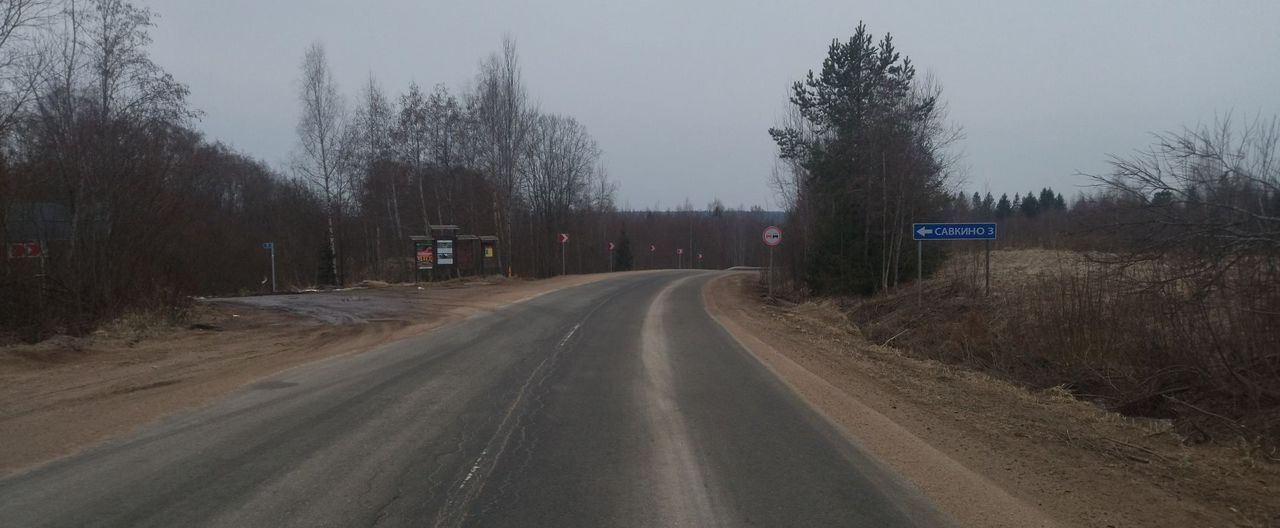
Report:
429,328,574,528
430,278,655,527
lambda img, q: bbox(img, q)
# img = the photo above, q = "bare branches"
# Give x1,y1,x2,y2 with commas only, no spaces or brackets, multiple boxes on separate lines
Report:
1089,115,1280,280
0,0,57,136
292,41,345,284
521,113,600,226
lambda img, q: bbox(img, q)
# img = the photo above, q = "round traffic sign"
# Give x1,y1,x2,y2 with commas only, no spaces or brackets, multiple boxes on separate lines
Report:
676,248,684,255
762,226,783,247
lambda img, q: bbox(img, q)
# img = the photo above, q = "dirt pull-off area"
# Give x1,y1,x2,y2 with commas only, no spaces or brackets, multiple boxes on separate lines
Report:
0,273,617,476
705,273,1279,527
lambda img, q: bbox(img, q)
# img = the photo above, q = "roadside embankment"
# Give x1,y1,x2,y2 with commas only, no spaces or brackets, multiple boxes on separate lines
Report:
705,269,1278,527
0,273,618,476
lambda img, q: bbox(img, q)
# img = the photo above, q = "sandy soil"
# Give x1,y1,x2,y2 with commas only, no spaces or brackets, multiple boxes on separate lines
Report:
0,273,618,477
705,272,1278,528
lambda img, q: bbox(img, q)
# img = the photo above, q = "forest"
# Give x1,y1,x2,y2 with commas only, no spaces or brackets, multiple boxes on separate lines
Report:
0,0,777,339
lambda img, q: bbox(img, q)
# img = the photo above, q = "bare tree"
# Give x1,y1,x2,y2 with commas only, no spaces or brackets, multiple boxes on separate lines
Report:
395,81,432,232
293,42,345,285
522,113,599,224
0,0,56,136
0,0,57,274
81,0,190,123
425,83,461,220
345,75,395,274
1092,115,1280,280
472,36,534,274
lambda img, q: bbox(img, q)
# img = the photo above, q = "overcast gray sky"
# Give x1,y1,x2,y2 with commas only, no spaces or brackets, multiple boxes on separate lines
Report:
144,0,1280,210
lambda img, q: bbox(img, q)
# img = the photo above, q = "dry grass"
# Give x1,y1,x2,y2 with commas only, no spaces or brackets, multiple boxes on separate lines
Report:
844,249,1280,456
717,273,1280,526
90,296,206,343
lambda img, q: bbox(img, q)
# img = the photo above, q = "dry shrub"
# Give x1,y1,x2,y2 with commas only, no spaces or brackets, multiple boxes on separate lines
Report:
95,299,194,343
846,250,1280,451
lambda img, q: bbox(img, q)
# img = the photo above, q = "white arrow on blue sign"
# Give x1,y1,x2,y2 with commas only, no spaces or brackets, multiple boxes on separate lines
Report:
912,223,997,241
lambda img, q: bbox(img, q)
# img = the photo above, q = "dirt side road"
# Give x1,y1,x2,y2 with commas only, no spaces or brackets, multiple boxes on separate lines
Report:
704,273,1278,527
0,274,617,476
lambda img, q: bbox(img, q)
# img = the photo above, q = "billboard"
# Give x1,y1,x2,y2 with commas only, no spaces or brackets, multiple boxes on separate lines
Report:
415,240,435,270
436,239,455,266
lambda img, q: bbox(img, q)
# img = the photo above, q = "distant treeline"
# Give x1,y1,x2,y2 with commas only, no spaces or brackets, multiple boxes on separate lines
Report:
0,1,771,340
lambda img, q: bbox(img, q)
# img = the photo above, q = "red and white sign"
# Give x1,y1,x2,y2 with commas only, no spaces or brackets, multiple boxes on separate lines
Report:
557,233,569,244
762,226,783,247
649,244,656,252
676,248,684,255
697,253,703,260
7,241,42,258
607,242,615,251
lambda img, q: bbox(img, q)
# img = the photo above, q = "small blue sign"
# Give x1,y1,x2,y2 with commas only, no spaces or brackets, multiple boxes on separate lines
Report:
262,242,274,250
912,223,997,241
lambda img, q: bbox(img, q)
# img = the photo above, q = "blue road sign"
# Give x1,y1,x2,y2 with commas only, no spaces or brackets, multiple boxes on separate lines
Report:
262,242,274,249
912,223,997,241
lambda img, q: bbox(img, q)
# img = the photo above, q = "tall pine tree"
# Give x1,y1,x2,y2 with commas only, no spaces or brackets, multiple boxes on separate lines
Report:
769,22,951,294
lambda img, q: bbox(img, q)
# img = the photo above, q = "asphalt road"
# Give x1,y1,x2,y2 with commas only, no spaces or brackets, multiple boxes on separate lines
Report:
0,271,945,527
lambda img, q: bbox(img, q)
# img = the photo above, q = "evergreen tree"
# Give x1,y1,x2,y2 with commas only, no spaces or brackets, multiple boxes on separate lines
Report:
316,245,338,286
995,193,1013,220
982,192,995,218
1022,192,1041,218
1039,188,1056,210
1056,193,1067,210
768,22,949,294
952,192,971,217
1151,190,1174,207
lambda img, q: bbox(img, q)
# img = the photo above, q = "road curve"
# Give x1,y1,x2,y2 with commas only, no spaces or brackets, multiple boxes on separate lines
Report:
0,271,946,527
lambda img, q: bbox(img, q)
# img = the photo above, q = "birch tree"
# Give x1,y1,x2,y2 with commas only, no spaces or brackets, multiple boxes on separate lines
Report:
395,81,432,232
473,36,533,273
293,42,345,285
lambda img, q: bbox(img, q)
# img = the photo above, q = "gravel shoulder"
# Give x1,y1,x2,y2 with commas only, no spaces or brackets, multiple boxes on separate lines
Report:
704,272,1277,527
0,273,619,476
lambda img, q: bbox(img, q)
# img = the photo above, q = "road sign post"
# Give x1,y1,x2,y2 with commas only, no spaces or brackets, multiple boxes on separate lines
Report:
557,233,569,275
762,226,783,297
918,239,923,305
607,241,615,272
911,223,997,299
262,242,276,293
676,248,683,270
985,240,991,297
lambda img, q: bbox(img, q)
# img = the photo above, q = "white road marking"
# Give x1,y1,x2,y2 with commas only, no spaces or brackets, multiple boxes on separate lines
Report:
459,449,488,489
558,324,580,348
